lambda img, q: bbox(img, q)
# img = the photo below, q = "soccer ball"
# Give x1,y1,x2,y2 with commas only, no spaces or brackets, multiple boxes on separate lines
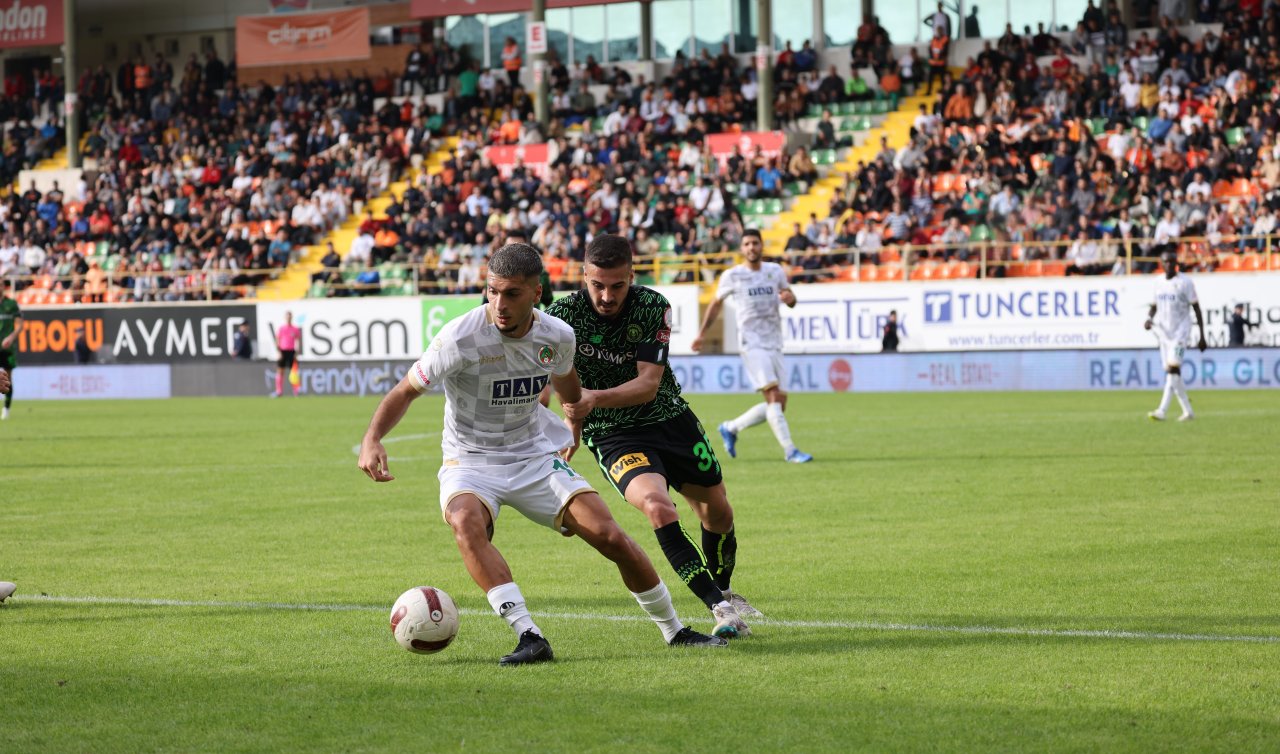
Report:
389,586,459,654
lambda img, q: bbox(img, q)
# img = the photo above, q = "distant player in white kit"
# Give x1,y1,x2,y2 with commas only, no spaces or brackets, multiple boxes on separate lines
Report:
358,244,724,665
691,229,812,463
1146,249,1207,422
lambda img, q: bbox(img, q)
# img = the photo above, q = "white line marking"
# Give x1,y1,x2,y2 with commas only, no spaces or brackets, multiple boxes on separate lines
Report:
14,595,1278,644
349,432,437,462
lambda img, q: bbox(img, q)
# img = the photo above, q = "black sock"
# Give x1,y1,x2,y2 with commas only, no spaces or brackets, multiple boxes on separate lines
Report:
702,527,737,592
654,521,723,609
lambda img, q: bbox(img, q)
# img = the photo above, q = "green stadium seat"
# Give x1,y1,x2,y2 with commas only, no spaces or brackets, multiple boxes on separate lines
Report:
308,281,328,298
970,224,993,243
806,103,824,118
813,149,838,166
103,254,121,272
751,198,769,216
160,254,174,269
95,240,110,257
765,197,784,214
1225,127,1245,146
658,235,677,253
1132,116,1150,133
1089,118,1108,136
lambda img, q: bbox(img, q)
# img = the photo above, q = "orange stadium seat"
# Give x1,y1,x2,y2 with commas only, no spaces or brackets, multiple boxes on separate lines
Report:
953,261,975,278
1218,254,1242,271
880,247,901,264
858,264,879,282
880,266,904,281
1270,254,1280,271
1242,253,1264,271
1043,261,1067,276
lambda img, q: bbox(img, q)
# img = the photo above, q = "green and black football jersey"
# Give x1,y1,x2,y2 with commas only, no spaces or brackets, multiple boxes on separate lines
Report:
0,295,20,348
546,286,688,440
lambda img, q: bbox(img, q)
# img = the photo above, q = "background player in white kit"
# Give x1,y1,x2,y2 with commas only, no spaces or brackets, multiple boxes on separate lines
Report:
1145,249,1207,422
358,244,724,665
690,229,813,463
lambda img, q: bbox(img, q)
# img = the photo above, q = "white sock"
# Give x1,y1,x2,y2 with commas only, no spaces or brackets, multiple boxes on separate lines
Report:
1173,373,1193,415
1157,374,1174,415
486,582,540,638
765,402,795,455
631,581,684,643
726,402,768,433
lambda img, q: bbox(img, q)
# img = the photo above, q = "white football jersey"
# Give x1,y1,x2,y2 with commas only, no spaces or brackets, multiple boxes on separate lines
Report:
1152,272,1198,340
406,306,576,465
716,262,791,351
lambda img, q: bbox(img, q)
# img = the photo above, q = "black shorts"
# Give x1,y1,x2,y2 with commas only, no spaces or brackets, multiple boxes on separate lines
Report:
0,350,14,372
584,409,723,496
277,350,296,369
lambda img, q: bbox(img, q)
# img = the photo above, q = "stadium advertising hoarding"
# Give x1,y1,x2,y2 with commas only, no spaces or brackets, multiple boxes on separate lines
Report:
13,365,170,400
410,0,630,17
0,0,62,49
235,6,370,68
671,349,1280,394
171,360,412,398
16,305,255,365
726,273,1280,354
256,299,421,362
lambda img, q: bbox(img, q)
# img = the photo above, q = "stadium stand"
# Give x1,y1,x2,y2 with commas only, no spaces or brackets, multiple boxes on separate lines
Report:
3,2,1280,304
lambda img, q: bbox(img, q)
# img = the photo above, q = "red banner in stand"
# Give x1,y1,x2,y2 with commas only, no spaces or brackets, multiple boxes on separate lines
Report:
706,131,788,171
485,143,550,180
411,0,630,18
0,0,64,49
236,7,370,68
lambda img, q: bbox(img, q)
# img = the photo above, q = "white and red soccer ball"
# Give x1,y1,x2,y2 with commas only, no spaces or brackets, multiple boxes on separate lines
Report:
389,586,459,654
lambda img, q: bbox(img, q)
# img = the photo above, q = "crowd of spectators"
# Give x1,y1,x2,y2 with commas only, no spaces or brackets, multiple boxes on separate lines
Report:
824,1,1280,276
0,52,430,302
7,1,1280,302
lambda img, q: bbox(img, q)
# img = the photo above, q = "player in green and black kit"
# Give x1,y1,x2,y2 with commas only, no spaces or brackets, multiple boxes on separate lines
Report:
547,235,758,639
0,279,22,421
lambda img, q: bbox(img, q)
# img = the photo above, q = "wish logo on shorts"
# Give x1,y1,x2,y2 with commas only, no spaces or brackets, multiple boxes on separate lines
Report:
609,452,650,482
489,375,549,406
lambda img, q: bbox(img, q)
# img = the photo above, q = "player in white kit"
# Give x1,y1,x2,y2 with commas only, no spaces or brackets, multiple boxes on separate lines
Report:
691,229,813,463
358,244,725,665
1145,249,1207,422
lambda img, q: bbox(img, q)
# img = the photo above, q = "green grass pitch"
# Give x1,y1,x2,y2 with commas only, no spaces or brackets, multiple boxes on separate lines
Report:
2,390,1278,752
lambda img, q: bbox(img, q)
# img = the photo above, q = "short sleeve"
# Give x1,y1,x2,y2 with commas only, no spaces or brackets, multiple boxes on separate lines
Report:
406,335,463,392
551,327,576,377
634,295,672,365
775,264,792,291
714,269,734,302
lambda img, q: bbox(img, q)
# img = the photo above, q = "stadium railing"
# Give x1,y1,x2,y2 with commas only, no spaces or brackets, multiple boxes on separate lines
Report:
6,233,1278,304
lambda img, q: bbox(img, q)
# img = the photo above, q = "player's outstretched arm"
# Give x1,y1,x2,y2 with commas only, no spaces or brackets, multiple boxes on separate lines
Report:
690,298,724,353
551,369,585,461
358,376,421,482
1193,302,1207,351
1143,304,1156,331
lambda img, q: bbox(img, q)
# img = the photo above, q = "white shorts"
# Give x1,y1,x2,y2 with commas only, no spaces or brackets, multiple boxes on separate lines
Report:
742,348,785,392
437,454,596,531
1157,332,1188,368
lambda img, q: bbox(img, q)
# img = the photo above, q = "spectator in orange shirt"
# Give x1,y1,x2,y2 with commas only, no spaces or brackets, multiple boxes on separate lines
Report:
374,227,401,263
501,37,522,89
943,84,974,121
499,116,522,145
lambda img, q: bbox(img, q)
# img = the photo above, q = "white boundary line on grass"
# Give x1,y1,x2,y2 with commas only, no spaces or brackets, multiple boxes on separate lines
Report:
15,595,1280,645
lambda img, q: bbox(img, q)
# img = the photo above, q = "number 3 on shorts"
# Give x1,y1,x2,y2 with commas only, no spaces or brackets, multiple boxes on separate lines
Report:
692,441,715,472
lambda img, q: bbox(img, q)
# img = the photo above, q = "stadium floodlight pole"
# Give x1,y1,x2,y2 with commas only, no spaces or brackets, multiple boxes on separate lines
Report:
756,0,773,132
533,0,548,129
639,1,652,61
64,0,80,168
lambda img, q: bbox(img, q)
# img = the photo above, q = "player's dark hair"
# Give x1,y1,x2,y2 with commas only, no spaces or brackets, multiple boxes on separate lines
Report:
585,234,633,269
489,243,544,280
742,228,762,240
